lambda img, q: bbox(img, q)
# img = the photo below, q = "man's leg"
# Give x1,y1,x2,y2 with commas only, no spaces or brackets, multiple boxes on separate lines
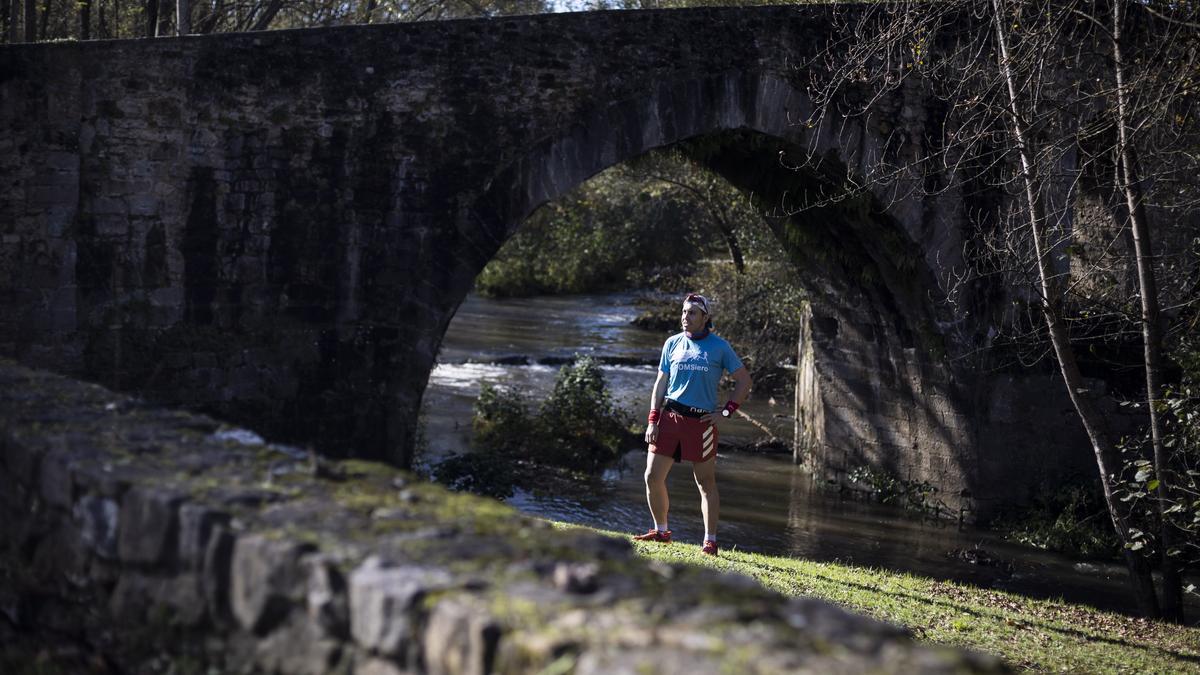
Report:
645,450,675,531
692,457,719,542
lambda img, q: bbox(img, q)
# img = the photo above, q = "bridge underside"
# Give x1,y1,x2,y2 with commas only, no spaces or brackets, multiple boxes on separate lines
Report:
0,7,1111,516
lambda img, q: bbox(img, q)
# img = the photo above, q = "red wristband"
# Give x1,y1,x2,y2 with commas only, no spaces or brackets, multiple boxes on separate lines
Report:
648,409,660,424
723,401,740,415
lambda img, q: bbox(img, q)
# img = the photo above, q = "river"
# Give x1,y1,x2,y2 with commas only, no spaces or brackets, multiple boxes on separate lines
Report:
420,292,1150,615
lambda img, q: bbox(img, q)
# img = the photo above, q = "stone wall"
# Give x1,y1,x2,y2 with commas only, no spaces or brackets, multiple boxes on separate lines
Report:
0,359,1004,673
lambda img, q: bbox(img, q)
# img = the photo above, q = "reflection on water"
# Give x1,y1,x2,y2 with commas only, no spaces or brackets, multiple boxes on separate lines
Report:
423,292,1147,616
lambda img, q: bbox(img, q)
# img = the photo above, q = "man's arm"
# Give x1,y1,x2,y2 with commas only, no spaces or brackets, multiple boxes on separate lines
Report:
645,370,668,444
701,366,752,426
729,366,752,405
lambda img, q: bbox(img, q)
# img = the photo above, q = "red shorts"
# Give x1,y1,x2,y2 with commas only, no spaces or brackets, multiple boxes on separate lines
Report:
650,411,717,463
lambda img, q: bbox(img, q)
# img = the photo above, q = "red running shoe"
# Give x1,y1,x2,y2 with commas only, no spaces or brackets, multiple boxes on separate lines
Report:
632,529,672,543
701,540,719,556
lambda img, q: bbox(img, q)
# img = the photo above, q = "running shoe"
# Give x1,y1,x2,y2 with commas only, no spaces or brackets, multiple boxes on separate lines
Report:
632,529,672,543
700,540,719,556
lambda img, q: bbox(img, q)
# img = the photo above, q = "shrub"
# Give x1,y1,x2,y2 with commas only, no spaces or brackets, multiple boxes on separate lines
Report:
431,451,517,500
1112,334,1200,575
471,382,536,457
432,357,638,498
537,356,636,472
988,484,1120,559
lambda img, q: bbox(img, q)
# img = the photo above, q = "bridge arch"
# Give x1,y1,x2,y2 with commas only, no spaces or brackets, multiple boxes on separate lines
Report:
431,71,974,503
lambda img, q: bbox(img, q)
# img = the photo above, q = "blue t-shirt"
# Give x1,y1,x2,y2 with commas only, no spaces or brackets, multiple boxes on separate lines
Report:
658,332,744,413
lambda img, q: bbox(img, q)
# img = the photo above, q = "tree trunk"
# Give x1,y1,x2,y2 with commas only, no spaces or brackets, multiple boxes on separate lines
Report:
145,0,157,37
249,0,282,31
23,0,33,42
156,0,170,36
1111,0,1183,623
990,0,1161,617
176,0,189,34
80,0,91,40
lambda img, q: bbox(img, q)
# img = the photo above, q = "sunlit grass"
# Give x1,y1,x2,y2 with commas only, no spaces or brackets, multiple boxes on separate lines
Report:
553,521,1200,673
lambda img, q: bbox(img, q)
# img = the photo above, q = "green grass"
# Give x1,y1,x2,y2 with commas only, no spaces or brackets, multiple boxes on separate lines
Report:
556,522,1200,673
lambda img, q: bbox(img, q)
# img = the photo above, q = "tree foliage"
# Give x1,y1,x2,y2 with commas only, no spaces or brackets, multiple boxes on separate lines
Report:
804,0,1199,620
476,150,769,298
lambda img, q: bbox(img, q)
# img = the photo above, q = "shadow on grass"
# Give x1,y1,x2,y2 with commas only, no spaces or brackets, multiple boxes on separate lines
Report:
733,554,1200,667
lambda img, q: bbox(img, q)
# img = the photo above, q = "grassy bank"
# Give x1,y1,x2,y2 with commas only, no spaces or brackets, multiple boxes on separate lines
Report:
557,523,1200,673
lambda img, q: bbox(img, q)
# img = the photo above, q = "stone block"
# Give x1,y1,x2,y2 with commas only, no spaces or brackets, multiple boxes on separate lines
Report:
45,205,75,237
355,658,413,675
255,612,344,675
3,436,43,489
422,596,501,675
74,494,119,560
109,570,159,622
118,486,183,565
552,562,599,594
202,523,236,625
164,571,208,627
108,569,205,627
32,521,89,581
94,215,129,237
91,196,126,215
178,503,230,570
307,555,349,639
349,557,452,658
230,533,313,635
128,193,159,217
38,448,74,511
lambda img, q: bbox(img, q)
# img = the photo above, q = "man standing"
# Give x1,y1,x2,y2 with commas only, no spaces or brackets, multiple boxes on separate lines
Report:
634,293,752,556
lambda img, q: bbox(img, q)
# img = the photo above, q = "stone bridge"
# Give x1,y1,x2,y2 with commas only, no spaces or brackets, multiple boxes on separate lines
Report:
0,6,1106,514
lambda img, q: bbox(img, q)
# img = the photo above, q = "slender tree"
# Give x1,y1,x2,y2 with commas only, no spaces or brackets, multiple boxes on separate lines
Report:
1108,0,1173,619
145,0,156,36
177,0,189,34
22,0,33,41
80,0,92,39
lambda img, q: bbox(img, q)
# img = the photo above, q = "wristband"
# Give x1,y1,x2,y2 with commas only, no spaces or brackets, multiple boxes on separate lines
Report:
723,401,740,415
648,409,660,424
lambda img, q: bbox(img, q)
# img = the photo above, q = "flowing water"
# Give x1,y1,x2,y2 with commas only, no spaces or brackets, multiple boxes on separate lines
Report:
421,292,1150,615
